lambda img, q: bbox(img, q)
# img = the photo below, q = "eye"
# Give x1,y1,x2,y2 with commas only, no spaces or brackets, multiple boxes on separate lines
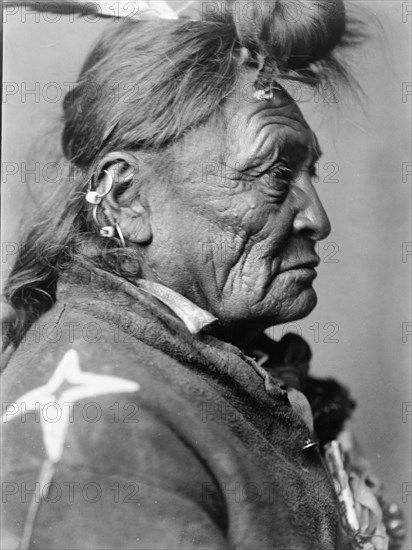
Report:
271,164,294,184
262,163,294,201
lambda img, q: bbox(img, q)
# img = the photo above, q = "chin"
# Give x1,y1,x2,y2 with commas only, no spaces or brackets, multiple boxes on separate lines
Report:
270,287,318,325
215,284,318,329
213,289,318,346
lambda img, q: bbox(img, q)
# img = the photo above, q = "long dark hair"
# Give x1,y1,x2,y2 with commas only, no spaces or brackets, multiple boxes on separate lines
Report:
2,1,364,350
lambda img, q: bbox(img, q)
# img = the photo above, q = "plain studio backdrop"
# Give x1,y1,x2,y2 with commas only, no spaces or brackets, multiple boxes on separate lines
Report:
2,1,411,546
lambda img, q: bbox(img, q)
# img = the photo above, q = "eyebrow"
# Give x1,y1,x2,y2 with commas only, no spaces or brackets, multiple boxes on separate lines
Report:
234,139,323,177
276,138,322,168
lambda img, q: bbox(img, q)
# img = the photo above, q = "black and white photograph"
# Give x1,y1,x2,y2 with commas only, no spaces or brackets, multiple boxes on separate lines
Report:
1,0,411,548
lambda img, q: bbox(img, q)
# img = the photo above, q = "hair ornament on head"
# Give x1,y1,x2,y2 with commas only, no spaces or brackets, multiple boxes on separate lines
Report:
220,0,363,97
253,88,273,100
227,0,346,65
238,46,275,99
237,45,277,100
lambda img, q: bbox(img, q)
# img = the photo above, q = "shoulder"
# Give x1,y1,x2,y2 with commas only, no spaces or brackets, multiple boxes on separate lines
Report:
2,344,225,499
2,296,179,401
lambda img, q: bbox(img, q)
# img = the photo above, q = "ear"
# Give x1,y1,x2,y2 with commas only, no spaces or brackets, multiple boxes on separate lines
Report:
93,151,152,245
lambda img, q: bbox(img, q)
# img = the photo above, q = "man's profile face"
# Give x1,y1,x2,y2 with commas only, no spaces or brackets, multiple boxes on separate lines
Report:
146,83,331,334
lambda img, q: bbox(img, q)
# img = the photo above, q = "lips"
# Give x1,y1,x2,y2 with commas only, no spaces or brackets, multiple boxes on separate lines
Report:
280,256,320,272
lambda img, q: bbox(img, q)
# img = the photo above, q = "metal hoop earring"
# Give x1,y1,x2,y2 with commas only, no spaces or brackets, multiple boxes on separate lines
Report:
92,204,100,225
85,170,113,205
100,170,113,197
115,224,126,247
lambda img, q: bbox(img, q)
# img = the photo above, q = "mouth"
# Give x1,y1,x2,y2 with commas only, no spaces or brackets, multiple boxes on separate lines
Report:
289,267,318,281
280,256,320,272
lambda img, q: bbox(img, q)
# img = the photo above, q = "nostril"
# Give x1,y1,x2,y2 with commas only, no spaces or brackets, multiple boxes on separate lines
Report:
307,195,331,241
302,227,321,240
292,207,331,241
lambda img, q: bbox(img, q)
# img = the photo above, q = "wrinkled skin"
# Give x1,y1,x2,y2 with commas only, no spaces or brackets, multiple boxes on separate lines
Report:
109,78,331,345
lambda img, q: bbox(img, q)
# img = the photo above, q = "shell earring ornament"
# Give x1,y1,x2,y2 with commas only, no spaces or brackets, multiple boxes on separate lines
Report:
85,169,113,205
85,169,126,247
100,226,115,238
99,222,126,247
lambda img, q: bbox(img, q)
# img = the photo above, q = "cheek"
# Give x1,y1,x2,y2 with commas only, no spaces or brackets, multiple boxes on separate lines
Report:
215,201,295,283
239,205,295,269
219,234,287,310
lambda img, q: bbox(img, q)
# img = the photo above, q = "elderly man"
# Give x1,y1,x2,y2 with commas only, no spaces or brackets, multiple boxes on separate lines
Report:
1,2,406,549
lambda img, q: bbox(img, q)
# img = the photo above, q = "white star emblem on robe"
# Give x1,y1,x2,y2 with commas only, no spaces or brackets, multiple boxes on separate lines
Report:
2,349,140,462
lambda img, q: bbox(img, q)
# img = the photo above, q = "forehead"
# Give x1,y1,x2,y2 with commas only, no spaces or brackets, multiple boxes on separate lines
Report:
222,86,318,169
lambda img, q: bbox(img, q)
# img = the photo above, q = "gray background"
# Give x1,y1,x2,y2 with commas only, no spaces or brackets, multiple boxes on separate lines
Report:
2,1,411,546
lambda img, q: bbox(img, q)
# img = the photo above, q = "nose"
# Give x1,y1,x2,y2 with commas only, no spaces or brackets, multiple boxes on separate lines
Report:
292,179,331,241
